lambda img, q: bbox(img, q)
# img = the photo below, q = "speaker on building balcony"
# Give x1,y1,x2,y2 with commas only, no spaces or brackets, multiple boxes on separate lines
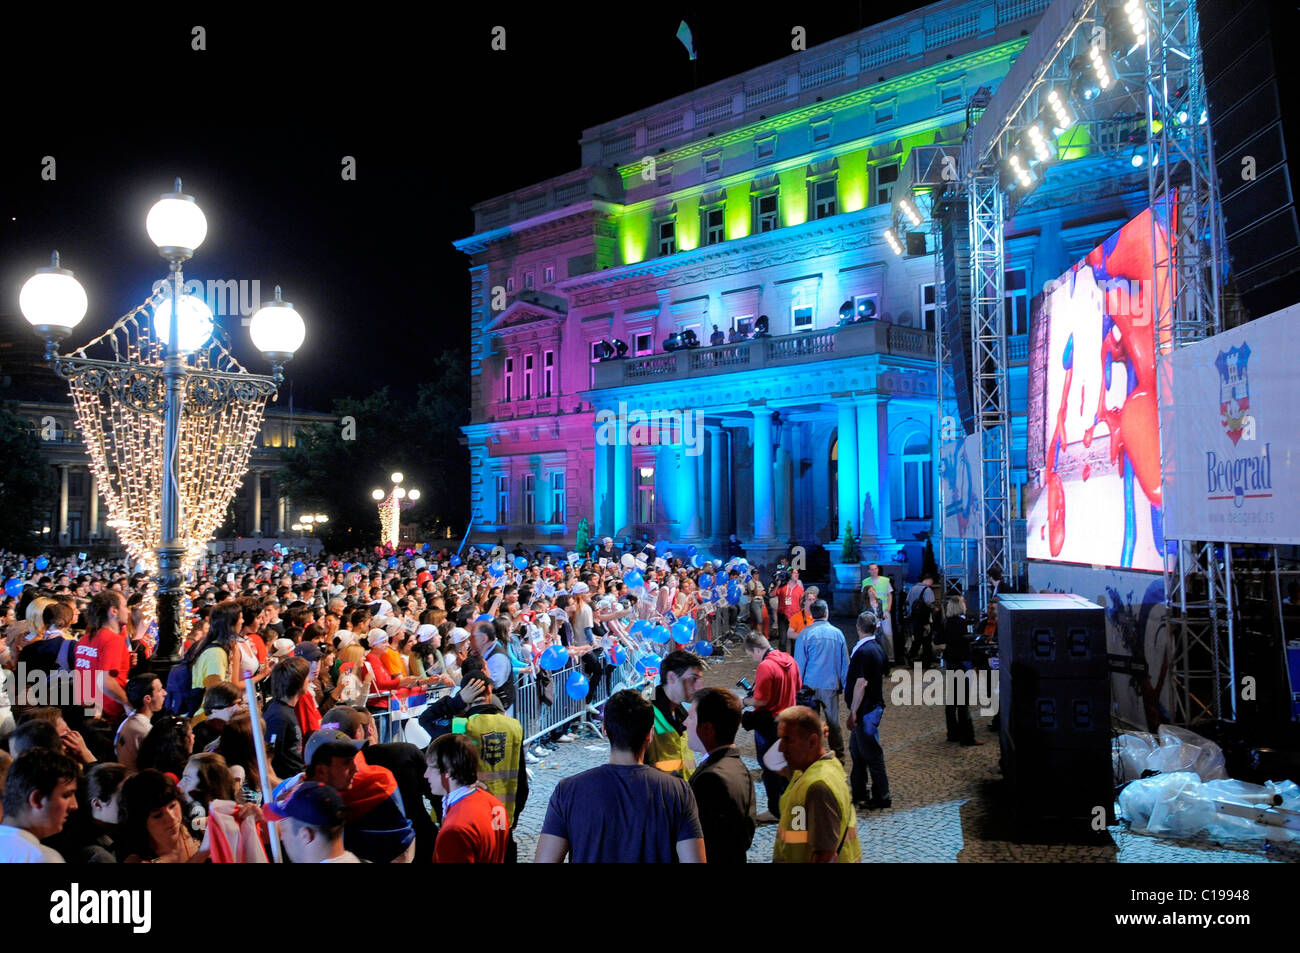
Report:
905,231,927,256
996,594,1113,825
1199,0,1300,318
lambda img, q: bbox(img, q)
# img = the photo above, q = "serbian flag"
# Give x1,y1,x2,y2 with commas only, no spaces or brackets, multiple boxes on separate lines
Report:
675,20,696,60
207,800,269,863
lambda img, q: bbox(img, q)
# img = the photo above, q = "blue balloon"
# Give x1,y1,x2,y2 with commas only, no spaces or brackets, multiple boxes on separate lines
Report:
4,578,23,598
342,562,353,572
291,561,306,576
623,570,643,589
606,645,627,666
727,582,741,605
691,555,703,568
635,653,662,676
699,573,713,589
629,619,649,635
449,555,462,567
513,556,528,570
35,557,49,571
683,616,697,630
686,545,697,557
651,625,670,644
565,670,590,700
693,639,714,658
422,543,431,553
387,556,398,568
539,645,569,671
671,622,692,644
487,561,504,577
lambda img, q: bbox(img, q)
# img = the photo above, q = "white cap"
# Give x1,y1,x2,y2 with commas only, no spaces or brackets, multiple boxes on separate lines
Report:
270,638,295,660
368,628,389,647
416,624,437,643
449,626,472,645
572,581,590,595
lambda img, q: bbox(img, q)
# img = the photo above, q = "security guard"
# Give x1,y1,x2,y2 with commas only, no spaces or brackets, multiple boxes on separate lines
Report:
645,649,704,780
772,706,860,863
453,659,528,859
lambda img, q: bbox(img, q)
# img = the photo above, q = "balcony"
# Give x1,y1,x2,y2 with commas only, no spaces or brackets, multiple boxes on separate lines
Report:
591,321,934,389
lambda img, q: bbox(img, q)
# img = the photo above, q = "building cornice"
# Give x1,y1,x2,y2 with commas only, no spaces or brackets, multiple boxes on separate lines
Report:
453,201,620,256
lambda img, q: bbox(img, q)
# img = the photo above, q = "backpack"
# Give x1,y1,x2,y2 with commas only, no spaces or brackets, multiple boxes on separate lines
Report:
165,658,197,715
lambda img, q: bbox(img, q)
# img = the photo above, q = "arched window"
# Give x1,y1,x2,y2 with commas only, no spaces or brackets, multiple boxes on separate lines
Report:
892,430,932,520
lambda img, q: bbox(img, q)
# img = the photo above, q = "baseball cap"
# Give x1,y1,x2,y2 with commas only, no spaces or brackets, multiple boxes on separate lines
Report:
304,729,364,765
416,624,437,643
319,705,365,738
572,581,590,595
293,641,323,662
448,626,471,645
367,628,389,647
270,638,295,660
264,781,346,828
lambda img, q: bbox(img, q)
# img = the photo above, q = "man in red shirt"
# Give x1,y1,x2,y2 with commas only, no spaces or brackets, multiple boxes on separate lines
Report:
74,590,132,722
742,628,801,822
424,732,508,863
776,570,804,653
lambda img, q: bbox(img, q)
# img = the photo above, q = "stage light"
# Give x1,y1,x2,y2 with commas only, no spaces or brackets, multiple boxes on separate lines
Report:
898,198,922,227
753,315,770,337
1046,89,1075,133
1124,0,1146,48
1131,152,1144,167
838,299,854,323
1089,42,1113,92
1006,153,1034,189
884,228,904,256
612,338,628,358
1026,123,1053,162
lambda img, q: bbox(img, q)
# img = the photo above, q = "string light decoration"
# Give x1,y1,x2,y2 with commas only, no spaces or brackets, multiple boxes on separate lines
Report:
373,472,420,549
62,293,275,575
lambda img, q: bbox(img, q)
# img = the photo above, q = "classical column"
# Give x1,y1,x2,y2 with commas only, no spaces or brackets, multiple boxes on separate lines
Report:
58,465,69,543
679,441,701,539
709,426,724,544
775,446,793,540
88,471,98,538
252,470,263,536
613,440,632,536
592,438,611,538
857,396,895,545
836,401,859,541
277,491,286,535
752,411,775,540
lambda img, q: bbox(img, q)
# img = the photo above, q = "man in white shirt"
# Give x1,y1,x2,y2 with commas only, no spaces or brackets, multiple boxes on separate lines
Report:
267,780,362,863
0,748,79,863
115,673,166,772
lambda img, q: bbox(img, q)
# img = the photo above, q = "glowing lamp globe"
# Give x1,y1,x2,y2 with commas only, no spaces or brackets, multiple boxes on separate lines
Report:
146,179,207,259
408,489,421,501
20,253,88,341
372,489,386,501
248,286,305,362
390,472,404,485
394,487,407,500
153,293,214,352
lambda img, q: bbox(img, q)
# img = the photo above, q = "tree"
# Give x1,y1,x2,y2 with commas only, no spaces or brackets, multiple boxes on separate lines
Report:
276,352,470,550
0,406,58,551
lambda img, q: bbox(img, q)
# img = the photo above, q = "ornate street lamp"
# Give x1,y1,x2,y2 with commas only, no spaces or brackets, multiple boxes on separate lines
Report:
21,178,306,660
372,472,420,549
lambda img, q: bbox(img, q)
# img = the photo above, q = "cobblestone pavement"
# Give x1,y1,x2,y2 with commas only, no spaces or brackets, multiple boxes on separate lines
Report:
513,622,1296,863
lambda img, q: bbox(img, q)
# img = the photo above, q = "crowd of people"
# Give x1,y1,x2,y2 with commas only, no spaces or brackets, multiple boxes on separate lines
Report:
0,539,997,863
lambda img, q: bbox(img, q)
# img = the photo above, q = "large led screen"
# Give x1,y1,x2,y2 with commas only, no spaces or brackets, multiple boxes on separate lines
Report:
1025,204,1174,571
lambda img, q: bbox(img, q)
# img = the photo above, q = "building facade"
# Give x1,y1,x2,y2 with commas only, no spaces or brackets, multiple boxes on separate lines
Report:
11,400,332,548
457,0,1144,577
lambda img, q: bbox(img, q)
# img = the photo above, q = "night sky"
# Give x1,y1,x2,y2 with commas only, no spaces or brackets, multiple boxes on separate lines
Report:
4,2,1299,411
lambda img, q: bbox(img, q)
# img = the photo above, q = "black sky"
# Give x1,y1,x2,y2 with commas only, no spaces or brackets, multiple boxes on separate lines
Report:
3,1,1299,410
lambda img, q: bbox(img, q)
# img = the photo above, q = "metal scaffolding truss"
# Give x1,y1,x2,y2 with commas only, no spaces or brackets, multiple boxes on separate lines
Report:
1146,0,1233,725
967,173,1012,612
933,190,970,600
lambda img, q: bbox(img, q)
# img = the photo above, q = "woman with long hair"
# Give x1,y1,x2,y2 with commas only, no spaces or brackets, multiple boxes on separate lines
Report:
120,769,205,863
936,595,979,746
216,711,272,804
191,600,245,693
137,714,195,778
177,751,237,840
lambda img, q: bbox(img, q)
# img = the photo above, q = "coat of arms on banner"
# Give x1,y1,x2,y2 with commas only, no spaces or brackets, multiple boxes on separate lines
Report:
480,731,507,767
1214,343,1251,446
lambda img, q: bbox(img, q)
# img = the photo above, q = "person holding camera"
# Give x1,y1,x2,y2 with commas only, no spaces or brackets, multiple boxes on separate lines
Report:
741,628,800,823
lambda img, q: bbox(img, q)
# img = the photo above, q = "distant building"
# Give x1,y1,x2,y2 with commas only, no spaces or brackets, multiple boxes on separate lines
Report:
5,398,331,547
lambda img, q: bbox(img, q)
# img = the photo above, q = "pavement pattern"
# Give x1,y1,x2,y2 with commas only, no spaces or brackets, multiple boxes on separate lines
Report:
512,623,1297,863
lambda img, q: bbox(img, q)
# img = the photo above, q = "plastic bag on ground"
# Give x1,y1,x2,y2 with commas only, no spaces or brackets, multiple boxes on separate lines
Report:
1118,773,1300,844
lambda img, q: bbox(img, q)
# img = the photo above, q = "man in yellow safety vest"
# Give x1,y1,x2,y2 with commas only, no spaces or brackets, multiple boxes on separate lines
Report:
453,658,528,862
645,649,704,781
771,705,860,863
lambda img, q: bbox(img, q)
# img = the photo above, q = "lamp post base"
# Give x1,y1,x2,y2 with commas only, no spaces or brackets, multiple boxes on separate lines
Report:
155,543,187,662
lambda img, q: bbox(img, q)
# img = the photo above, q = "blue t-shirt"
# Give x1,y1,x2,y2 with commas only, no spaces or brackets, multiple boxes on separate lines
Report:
541,763,703,863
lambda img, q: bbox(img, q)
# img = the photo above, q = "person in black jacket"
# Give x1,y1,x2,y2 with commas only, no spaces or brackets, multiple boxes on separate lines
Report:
685,687,756,863
935,596,980,746
264,658,309,779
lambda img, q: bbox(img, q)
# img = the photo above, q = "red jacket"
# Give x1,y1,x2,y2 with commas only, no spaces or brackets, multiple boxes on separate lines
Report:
778,582,804,620
754,649,801,713
434,788,508,863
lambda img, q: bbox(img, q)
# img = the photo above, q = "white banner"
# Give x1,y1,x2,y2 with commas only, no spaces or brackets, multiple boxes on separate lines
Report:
1165,303,1300,543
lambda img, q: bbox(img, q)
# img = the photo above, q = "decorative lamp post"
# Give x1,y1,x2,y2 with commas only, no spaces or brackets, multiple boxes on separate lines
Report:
21,178,306,661
372,472,420,549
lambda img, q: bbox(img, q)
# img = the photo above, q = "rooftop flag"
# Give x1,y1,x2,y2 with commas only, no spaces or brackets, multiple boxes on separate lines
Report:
676,20,697,61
